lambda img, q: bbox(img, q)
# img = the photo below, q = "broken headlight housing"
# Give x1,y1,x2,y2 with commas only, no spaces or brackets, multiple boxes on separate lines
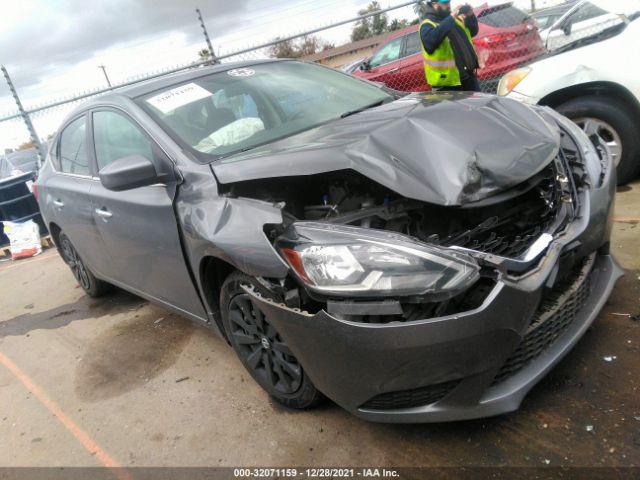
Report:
277,223,480,298
543,107,605,184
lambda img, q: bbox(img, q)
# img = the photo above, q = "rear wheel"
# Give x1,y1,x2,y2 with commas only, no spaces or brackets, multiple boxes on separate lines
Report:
557,96,640,185
58,232,112,297
220,271,323,409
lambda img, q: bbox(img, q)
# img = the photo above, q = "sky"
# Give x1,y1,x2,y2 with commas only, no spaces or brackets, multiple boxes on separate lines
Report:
0,0,559,152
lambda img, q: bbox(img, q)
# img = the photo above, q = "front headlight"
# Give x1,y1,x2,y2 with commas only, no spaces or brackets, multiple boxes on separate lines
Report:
277,223,480,298
497,67,531,97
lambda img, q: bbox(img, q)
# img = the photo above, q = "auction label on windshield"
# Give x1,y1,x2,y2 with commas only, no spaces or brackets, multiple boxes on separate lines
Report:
146,82,211,114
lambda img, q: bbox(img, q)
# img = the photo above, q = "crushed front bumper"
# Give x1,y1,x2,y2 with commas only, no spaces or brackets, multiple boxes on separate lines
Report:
247,253,621,422
245,143,621,423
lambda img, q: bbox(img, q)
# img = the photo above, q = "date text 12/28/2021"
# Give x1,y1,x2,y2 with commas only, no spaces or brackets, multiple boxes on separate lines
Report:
233,468,400,478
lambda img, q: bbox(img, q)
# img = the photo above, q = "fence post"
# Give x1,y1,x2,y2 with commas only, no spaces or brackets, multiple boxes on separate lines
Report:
1,65,45,169
196,8,219,64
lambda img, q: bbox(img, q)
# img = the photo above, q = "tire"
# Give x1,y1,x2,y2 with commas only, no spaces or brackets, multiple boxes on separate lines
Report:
220,271,324,409
557,96,640,185
58,232,112,297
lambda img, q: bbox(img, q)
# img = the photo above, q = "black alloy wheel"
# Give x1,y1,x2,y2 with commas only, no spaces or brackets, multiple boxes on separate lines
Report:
60,233,91,291
58,232,111,297
228,293,303,395
220,271,324,409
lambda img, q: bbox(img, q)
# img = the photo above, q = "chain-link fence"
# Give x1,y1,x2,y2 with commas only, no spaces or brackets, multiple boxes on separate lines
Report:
347,1,621,94
0,0,628,161
0,1,421,159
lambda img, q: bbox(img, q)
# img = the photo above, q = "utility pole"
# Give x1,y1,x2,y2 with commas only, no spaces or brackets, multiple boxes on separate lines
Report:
196,7,218,64
98,64,112,87
1,65,44,168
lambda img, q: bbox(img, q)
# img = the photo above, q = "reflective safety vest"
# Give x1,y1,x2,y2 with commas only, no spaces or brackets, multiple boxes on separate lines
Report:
420,17,475,87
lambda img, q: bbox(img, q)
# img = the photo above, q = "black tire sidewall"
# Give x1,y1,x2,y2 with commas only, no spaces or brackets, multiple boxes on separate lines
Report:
59,232,111,297
557,96,640,185
220,271,322,409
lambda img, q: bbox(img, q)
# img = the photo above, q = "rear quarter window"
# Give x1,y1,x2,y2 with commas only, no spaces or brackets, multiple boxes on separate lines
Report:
478,5,529,27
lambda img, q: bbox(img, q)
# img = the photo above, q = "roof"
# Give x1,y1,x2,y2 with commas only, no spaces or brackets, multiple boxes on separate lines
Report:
302,31,395,63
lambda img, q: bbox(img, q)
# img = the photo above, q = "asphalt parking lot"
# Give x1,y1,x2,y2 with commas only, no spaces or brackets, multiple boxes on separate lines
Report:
0,182,639,472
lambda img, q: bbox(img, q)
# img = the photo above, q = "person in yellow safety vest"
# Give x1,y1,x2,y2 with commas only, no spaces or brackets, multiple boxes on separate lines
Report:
419,0,481,91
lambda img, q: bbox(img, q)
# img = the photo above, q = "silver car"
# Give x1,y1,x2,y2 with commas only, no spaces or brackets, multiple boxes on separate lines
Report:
36,60,621,423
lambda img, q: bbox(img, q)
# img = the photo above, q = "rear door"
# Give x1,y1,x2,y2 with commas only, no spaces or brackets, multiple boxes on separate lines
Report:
88,108,206,319
43,114,103,272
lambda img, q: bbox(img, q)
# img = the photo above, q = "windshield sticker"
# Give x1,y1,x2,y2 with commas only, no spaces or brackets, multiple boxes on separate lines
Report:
146,83,211,114
227,68,255,77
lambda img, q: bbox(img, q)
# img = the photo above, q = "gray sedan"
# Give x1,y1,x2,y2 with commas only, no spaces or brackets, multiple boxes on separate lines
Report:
36,59,621,423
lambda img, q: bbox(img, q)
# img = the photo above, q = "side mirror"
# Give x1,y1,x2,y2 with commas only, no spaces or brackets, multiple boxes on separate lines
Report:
99,155,168,191
360,60,371,72
562,21,572,35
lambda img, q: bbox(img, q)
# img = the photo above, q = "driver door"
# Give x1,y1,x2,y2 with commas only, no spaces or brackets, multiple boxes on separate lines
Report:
399,31,431,92
88,108,206,319
363,36,406,90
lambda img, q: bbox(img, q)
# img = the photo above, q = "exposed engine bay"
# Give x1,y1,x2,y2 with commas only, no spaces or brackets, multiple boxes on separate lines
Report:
219,130,590,323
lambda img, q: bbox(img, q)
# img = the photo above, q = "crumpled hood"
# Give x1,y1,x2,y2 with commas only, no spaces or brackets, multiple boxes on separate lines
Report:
212,92,561,206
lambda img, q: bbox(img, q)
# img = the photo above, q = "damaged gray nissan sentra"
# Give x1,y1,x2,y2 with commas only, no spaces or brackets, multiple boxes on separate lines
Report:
37,60,622,423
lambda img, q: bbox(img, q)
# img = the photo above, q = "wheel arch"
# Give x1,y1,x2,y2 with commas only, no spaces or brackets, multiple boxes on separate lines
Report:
48,222,63,256
199,255,236,341
539,81,640,117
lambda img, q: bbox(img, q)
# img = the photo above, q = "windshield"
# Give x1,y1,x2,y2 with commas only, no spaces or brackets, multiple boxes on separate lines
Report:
138,61,392,160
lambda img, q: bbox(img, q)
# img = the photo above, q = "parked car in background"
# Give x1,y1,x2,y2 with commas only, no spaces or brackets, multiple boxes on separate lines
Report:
354,2,544,92
542,0,639,51
532,0,578,33
340,57,366,74
37,59,620,423
5,145,44,174
499,12,640,184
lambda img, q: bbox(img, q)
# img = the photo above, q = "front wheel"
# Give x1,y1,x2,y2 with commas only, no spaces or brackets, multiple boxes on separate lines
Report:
220,272,324,409
557,96,640,185
58,232,112,297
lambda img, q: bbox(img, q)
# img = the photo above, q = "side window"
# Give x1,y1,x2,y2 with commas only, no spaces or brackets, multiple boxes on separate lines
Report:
534,15,550,28
59,117,89,175
93,111,154,171
561,3,607,27
404,32,423,57
369,37,403,68
574,3,607,22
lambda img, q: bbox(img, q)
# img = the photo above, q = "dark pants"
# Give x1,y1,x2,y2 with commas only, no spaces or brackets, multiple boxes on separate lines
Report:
437,74,481,92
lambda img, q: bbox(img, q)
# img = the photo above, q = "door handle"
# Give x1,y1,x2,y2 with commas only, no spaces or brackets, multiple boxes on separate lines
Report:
388,67,400,73
95,208,113,219
53,199,64,208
